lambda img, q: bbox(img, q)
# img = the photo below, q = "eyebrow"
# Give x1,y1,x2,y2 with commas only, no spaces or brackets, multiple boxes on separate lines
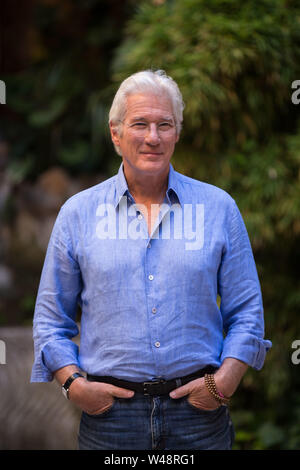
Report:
129,116,174,123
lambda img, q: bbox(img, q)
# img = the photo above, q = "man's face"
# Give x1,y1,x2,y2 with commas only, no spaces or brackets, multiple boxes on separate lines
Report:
110,93,179,177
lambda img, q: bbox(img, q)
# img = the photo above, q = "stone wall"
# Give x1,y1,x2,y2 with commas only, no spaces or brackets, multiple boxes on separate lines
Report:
0,326,81,450
0,160,105,325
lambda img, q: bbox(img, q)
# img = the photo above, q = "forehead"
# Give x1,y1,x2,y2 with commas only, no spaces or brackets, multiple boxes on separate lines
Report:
124,93,174,121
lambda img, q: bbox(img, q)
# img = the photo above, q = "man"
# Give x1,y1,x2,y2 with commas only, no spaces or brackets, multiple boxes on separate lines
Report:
31,70,271,450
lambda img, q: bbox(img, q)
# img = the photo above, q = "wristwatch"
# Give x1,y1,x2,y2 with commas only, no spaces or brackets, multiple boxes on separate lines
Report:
62,372,84,400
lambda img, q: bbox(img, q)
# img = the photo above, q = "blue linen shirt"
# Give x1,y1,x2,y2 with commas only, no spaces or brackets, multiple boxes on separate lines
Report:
31,163,271,382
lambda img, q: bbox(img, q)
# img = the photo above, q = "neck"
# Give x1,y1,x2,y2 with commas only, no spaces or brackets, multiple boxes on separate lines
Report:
123,164,169,205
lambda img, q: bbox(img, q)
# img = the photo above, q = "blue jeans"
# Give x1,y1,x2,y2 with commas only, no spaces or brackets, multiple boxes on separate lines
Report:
78,393,235,450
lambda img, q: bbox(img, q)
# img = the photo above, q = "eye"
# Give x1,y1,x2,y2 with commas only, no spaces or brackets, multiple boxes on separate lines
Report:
159,122,173,130
131,122,147,128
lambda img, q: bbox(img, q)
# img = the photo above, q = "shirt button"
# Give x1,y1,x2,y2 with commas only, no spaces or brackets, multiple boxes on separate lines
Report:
155,341,160,348
148,274,154,281
137,214,143,220
152,307,157,314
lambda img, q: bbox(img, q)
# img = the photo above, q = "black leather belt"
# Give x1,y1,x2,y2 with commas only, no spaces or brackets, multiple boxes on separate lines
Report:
87,366,216,396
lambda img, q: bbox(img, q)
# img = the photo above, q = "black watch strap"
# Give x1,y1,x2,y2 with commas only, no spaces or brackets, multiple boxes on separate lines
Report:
62,372,84,399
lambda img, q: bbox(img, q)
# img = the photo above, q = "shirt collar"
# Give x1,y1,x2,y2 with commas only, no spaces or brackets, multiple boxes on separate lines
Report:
167,162,182,206
114,162,131,208
114,162,183,208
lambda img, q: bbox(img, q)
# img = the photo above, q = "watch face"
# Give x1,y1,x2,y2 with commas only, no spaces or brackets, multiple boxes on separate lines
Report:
62,386,68,399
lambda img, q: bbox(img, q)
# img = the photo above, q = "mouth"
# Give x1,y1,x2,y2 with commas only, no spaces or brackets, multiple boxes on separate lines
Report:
140,152,163,156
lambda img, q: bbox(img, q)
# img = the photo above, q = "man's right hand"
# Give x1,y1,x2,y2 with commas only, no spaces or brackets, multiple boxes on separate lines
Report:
54,365,134,415
68,378,135,415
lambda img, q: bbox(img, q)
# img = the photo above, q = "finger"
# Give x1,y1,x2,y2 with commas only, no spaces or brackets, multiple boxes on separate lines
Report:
169,382,191,399
106,384,135,398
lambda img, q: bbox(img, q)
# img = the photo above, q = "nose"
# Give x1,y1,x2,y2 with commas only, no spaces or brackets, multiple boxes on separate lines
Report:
144,123,160,145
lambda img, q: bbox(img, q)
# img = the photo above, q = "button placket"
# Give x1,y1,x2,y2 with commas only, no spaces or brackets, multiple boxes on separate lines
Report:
144,233,162,370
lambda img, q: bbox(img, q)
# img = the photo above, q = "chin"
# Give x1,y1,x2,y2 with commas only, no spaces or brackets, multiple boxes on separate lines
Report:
139,155,168,166
138,160,167,173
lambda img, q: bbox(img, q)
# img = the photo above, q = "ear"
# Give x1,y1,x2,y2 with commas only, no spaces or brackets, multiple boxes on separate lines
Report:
109,121,121,147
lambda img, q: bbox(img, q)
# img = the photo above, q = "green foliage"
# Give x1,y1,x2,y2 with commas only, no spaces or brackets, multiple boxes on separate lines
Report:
113,0,300,149
2,0,138,179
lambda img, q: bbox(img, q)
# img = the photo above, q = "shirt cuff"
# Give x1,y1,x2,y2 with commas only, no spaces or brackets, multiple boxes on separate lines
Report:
30,339,80,382
221,332,272,370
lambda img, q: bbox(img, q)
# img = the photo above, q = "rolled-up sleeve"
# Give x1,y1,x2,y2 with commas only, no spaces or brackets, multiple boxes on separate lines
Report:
31,204,82,382
218,200,272,370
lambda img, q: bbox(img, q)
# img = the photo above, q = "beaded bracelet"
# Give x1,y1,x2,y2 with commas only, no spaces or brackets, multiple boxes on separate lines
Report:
204,373,230,405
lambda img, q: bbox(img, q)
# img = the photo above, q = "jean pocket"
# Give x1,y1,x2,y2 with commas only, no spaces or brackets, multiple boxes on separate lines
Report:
85,398,117,418
185,397,222,415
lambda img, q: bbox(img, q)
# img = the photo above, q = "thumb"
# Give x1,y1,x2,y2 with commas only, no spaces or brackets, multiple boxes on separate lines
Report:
169,382,191,399
107,384,135,399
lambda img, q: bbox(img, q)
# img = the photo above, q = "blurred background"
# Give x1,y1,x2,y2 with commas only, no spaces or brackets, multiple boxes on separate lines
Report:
0,0,300,450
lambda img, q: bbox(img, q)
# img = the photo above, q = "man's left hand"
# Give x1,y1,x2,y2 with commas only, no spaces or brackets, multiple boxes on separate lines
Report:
169,358,249,410
169,377,220,411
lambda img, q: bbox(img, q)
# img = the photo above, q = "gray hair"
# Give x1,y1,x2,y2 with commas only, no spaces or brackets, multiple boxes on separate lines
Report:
109,70,184,155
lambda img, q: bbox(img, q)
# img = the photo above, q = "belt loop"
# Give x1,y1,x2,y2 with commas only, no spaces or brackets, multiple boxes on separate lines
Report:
175,378,182,388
